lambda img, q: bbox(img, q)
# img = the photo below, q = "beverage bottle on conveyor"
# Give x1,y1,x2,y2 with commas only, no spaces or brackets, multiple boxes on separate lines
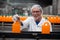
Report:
41,22,50,34
12,14,21,33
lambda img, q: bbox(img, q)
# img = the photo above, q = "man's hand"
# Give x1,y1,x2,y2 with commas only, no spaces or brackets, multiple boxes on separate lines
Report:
12,14,20,22
12,14,23,26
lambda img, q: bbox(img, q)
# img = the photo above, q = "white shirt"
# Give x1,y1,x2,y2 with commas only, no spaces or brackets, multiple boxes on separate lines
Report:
21,16,52,32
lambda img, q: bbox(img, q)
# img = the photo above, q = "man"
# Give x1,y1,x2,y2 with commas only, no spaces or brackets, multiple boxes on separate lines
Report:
13,4,52,32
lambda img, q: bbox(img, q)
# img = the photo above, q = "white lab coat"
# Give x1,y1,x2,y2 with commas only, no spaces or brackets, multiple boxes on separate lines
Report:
21,16,52,32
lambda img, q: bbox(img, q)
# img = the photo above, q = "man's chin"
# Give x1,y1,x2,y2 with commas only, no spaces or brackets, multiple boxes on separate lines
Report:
34,17,39,20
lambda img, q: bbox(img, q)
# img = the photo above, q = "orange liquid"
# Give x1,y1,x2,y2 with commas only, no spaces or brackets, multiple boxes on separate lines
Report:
20,16,27,21
5,16,12,22
12,21,21,33
9,16,13,22
5,16,8,22
57,16,60,23
41,22,50,34
8,16,12,22
0,16,3,22
2,16,6,22
55,16,58,23
47,16,55,23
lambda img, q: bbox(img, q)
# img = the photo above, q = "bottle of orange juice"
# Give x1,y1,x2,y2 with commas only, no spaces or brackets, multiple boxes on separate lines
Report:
12,21,21,33
0,16,3,22
3,15,6,22
41,22,50,34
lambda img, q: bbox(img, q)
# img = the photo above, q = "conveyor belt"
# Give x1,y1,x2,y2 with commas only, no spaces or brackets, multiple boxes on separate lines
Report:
0,31,60,39
0,22,60,39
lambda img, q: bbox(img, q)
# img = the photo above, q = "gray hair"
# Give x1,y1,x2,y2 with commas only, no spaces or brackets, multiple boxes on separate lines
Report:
31,4,43,14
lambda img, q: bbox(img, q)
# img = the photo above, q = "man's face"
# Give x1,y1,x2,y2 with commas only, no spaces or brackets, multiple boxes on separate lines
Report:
32,7,42,18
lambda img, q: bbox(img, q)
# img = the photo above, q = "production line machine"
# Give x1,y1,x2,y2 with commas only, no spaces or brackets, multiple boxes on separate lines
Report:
0,15,60,39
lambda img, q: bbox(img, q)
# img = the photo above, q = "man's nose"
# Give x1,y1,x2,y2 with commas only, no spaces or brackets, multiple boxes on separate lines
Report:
34,12,37,14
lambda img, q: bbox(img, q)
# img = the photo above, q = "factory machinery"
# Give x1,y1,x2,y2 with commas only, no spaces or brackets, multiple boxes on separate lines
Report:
0,15,60,39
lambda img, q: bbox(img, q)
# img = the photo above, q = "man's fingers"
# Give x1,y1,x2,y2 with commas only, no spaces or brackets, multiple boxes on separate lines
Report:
13,14,20,22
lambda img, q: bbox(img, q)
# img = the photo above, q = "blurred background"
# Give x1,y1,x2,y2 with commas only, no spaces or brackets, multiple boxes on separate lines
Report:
0,0,60,40
0,0,57,16
0,0,60,16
